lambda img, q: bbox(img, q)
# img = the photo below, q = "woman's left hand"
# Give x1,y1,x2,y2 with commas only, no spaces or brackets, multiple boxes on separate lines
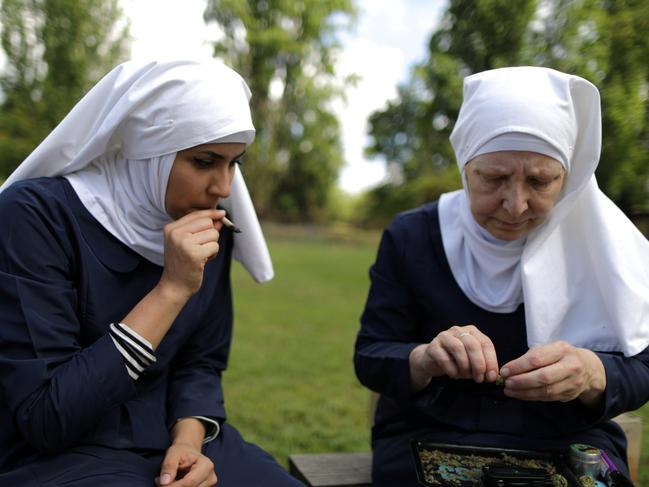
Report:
499,341,606,407
156,442,217,487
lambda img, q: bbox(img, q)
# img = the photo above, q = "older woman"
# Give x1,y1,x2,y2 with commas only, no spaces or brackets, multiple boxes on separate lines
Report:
354,66,649,486
0,59,302,486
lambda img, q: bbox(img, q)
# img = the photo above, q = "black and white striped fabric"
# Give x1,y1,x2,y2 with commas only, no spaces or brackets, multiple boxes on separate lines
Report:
109,322,156,380
108,323,221,441
178,416,221,443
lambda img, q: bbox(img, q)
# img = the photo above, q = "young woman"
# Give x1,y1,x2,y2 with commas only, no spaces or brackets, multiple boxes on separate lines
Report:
0,58,303,487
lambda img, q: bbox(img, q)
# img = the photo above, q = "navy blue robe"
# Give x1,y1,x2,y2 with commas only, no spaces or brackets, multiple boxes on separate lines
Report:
0,178,302,486
354,202,649,486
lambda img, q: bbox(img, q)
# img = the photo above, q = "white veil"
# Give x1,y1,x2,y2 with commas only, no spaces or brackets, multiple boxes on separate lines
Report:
0,58,274,283
440,66,649,356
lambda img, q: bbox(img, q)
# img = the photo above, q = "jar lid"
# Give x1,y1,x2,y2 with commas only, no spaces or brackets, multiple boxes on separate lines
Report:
569,443,600,463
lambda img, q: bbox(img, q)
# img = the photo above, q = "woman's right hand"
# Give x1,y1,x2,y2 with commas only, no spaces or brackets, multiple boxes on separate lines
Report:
408,325,499,392
159,209,225,300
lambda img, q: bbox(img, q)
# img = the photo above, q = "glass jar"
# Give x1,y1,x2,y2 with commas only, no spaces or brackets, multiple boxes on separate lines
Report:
568,443,600,478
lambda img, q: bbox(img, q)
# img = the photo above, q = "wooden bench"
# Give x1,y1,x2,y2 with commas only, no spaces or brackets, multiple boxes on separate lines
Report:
614,412,642,485
288,452,372,487
288,413,642,487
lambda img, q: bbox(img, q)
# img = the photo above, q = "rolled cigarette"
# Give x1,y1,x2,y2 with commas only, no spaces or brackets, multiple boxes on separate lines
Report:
222,216,242,233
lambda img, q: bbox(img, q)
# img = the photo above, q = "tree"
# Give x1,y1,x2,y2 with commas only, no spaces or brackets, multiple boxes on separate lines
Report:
0,0,129,177
591,1,649,212
365,0,649,222
362,0,536,226
204,0,356,221
528,0,649,213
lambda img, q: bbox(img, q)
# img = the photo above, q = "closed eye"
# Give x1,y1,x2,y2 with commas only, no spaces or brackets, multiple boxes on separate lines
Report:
529,177,556,189
193,157,215,169
483,175,507,184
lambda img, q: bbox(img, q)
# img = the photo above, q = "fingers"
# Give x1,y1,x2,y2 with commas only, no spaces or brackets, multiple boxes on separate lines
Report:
156,452,217,487
180,230,220,264
450,325,498,382
168,209,226,228
158,450,180,486
421,325,498,383
166,216,222,245
500,342,599,402
167,457,217,487
500,342,566,378
165,215,221,256
165,210,225,249
502,362,574,402
161,211,225,296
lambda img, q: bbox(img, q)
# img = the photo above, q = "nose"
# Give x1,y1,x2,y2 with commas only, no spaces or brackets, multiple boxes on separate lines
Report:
207,165,234,199
502,184,528,217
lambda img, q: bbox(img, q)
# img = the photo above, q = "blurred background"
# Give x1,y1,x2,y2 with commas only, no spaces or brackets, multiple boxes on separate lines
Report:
1,0,649,482
4,0,649,228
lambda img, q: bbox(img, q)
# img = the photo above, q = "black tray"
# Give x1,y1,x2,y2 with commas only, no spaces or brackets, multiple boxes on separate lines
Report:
411,441,580,487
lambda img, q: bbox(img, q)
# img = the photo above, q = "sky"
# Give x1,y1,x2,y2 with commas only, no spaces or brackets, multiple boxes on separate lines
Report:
121,0,447,193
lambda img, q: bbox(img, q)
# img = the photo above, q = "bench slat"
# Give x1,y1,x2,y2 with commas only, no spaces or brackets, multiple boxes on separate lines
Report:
288,452,372,487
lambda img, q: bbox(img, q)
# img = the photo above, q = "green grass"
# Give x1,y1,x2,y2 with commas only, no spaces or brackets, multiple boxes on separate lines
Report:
223,224,379,461
633,407,649,484
223,223,649,483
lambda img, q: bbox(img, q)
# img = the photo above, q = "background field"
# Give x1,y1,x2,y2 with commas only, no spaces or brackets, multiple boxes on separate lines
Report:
223,224,649,484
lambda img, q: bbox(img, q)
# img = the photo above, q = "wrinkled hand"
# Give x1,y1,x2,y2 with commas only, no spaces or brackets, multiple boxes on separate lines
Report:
409,325,499,391
160,209,225,299
499,341,606,406
156,442,217,487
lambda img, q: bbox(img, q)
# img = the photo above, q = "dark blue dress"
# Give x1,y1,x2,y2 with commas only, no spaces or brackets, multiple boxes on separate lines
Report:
0,177,303,486
354,202,649,486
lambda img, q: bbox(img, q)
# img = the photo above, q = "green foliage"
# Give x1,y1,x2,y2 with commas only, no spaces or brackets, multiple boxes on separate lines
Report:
444,0,536,71
204,0,356,221
272,76,345,222
527,0,649,213
225,224,379,460
362,0,535,226
354,166,461,229
323,186,364,223
364,0,649,223
597,1,649,212
0,0,129,178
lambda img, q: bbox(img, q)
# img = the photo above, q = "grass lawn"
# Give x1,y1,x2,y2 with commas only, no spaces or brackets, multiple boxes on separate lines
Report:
224,223,379,460
633,407,649,484
223,223,649,483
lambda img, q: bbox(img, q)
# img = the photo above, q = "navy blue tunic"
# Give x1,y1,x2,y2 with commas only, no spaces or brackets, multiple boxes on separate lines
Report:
0,178,302,486
354,202,649,486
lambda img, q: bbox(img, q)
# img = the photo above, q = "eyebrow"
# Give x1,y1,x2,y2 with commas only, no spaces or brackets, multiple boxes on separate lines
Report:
195,149,246,160
475,164,563,177
475,166,510,176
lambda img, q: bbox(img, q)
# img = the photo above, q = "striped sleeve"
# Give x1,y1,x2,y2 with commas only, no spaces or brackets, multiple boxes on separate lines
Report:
194,416,221,443
109,322,157,380
175,416,221,443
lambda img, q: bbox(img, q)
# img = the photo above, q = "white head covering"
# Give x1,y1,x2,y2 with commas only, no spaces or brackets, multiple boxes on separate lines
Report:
0,58,273,283
439,66,649,356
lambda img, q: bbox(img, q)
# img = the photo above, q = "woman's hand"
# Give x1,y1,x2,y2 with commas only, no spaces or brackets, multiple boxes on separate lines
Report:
409,325,499,392
499,341,606,407
156,442,217,487
119,209,226,350
160,209,225,299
